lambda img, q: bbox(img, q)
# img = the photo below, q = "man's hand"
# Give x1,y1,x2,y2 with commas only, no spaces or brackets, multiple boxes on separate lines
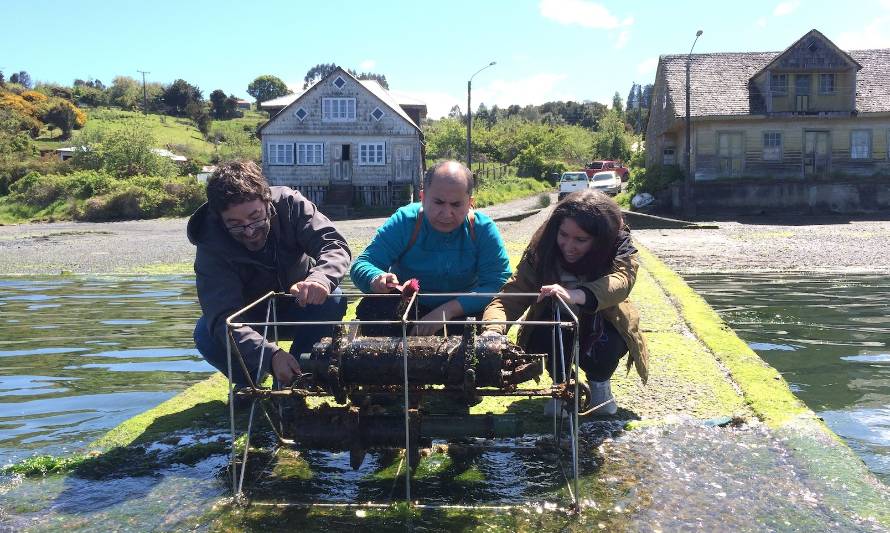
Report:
411,299,463,336
537,284,585,305
371,273,400,294
271,349,301,387
290,280,329,307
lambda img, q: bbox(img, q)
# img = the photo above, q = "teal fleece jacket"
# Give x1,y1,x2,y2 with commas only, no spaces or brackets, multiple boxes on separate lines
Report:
350,203,511,314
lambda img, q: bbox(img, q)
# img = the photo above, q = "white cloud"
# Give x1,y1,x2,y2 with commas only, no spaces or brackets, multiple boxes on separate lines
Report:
636,57,658,76
615,30,631,49
539,0,632,29
359,59,376,71
836,17,890,48
755,17,768,28
773,0,800,16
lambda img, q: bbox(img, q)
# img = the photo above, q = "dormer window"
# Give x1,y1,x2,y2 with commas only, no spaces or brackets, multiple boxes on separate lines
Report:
294,107,308,121
370,107,384,121
770,74,788,97
333,76,347,89
819,73,836,95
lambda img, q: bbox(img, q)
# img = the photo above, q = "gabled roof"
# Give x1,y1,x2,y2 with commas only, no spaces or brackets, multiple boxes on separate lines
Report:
659,48,890,118
259,69,425,130
752,29,862,79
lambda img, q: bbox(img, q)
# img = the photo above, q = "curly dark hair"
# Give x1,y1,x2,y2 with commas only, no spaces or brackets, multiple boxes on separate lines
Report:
205,160,272,213
524,189,623,283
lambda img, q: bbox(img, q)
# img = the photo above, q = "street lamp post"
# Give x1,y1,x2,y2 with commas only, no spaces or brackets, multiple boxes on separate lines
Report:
467,61,496,171
684,30,703,217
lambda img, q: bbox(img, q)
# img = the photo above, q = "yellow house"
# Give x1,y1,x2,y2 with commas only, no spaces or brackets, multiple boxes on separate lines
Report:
647,29,890,213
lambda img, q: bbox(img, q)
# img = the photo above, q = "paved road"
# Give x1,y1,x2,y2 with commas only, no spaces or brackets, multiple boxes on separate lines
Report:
0,193,556,275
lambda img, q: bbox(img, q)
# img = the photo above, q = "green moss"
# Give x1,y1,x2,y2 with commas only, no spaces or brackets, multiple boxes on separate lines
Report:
120,261,193,275
2,454,89,477
453,465,485,483
91,373,229,451
635,245,809,427
168,440,228,466
270,448,313,480
72,446,161,479
414,451,452,479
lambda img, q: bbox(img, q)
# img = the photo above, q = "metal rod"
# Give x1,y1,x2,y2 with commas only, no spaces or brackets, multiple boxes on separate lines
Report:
226,331,238,499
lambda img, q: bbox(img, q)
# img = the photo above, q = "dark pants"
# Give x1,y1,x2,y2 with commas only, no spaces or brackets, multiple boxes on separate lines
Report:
193,289,346,387
525,315,627,383
355,295,472,337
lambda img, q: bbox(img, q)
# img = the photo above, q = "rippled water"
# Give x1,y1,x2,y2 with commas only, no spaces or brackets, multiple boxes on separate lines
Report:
684,272,890,483
0,276,212,465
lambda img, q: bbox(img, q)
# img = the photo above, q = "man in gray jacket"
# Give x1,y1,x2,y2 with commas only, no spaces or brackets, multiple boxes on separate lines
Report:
188,160,350,388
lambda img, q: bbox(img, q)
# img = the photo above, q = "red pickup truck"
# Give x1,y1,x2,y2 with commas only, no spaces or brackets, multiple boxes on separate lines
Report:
585,160,629,181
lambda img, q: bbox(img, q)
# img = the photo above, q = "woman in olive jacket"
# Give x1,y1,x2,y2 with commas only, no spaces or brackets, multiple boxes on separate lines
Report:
482,190,648,415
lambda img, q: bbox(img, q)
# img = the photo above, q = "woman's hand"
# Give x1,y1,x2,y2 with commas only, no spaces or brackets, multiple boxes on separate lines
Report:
411,300,464,336
371,273,400,294
537,284,586,305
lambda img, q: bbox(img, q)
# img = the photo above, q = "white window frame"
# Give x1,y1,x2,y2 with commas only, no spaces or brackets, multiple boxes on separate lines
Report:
293,106,308,121
359,142,386,165
851,130,871,160
762,131,783,162
770,73,788,97
296,142,324,165
267,143,294,165
819,73,836,95
322,97,356,122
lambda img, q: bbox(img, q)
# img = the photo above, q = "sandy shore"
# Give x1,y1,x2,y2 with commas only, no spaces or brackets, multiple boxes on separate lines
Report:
0,193,554,275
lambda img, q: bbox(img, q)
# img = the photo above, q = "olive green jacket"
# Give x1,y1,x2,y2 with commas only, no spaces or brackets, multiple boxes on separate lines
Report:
481,252,649,384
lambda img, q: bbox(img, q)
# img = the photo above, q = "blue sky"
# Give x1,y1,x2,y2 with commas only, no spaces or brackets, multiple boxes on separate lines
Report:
3,0,889,118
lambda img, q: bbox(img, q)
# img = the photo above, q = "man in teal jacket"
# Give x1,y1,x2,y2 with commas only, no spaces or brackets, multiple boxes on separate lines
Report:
350,160,511,336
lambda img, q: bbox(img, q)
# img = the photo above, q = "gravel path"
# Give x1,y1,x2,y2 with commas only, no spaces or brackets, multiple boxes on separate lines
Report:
0,193,555,275
633,216,890,273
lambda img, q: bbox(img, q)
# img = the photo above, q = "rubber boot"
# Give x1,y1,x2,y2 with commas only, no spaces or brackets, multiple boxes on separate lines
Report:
589,380,618,415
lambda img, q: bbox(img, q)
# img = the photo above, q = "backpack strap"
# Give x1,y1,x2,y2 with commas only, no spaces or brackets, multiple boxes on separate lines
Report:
396,209,476,264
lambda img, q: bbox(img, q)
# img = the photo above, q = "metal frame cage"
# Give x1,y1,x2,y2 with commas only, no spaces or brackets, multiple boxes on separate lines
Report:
223,289,587,509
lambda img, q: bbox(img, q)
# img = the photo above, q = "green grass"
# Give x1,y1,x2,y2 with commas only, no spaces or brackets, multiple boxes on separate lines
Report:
474,176,551,207
34,108,268,163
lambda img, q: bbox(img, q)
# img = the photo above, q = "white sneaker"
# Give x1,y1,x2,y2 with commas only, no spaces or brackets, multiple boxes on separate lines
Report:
544,398,568,418
589,380,618,415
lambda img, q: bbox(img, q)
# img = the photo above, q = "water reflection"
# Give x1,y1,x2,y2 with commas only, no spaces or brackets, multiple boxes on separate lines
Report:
685,272,890,482
0,276,211,465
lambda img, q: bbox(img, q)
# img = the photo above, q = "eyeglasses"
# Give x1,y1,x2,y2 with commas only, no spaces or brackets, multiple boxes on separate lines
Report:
226,217,269,236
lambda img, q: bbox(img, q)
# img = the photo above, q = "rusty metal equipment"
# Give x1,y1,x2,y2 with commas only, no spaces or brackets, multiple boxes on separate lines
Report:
223,290,586,509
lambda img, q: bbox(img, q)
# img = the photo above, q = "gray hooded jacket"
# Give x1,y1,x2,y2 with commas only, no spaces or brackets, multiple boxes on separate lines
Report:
187,186,351,369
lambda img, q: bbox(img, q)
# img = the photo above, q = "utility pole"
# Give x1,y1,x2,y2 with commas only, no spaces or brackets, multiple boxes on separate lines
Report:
137,70,150,115
466,61,496,171
684,30,703,217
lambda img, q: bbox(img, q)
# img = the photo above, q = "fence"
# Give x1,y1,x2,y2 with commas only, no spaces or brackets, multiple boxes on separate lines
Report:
295,185,327,206
353,184,412,207
471,162,511,186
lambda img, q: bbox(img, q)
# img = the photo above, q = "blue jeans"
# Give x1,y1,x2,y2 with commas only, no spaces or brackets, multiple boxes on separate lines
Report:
193,288,346,387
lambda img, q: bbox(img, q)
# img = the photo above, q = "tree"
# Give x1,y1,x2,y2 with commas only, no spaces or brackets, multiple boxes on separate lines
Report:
209,89,228,119
302,64,390,89
303,63,337,89
185,101,212,135
592,110,631,162
247,74,290,104
0,71,5,86
9,71,32,88
447,105,463,120
73,123,178,178
42,99,86,139
164,79,203,116
109,76,142,110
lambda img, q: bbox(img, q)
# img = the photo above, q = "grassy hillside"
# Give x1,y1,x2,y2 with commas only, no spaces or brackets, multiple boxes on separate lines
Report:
33,108,268,163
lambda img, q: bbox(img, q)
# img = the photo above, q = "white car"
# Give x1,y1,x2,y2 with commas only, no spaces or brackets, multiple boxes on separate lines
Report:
558,172,590,200
589,171,622,196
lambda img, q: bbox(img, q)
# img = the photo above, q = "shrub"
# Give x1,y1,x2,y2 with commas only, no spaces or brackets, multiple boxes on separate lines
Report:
626,164,684,196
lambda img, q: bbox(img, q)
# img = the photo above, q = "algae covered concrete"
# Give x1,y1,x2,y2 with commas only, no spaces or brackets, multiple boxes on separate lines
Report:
4,242,890,530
